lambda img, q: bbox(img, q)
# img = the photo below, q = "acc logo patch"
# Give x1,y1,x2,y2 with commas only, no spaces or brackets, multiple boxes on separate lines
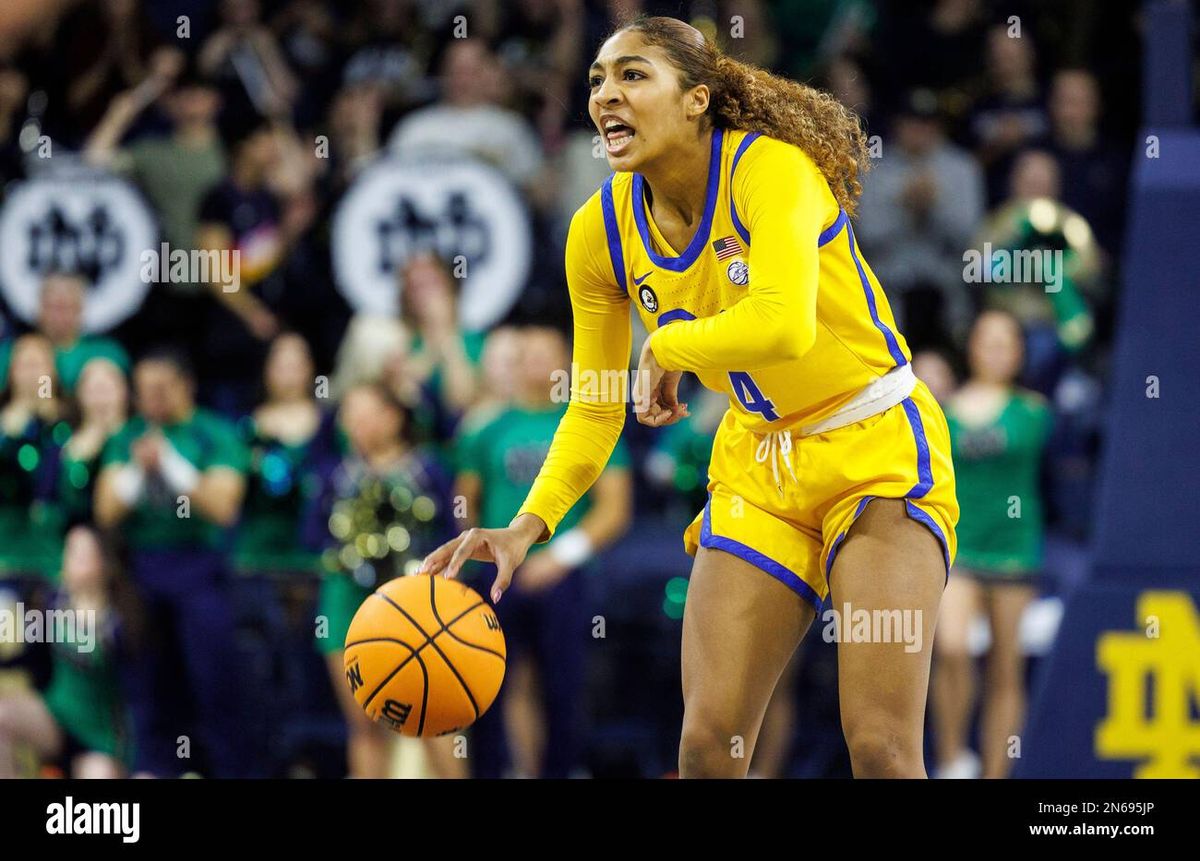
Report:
638,284,659,313
727,260,749,286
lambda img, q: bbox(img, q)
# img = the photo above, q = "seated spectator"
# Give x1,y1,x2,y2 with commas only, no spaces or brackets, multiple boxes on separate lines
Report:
94,349,251,777
857,89,984,349
0,525,133,778
339,0,437,114
198,0,298,124
968,26,1049,205
1032,68,1129,258
387,39,545,197
875,0,987,132
0,334,67,582
85,60,225,354
0,271,131,395
58,357,129,528
399,252,483,418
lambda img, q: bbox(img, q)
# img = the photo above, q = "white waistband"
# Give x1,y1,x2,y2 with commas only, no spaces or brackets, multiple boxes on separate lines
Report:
798,363,916,436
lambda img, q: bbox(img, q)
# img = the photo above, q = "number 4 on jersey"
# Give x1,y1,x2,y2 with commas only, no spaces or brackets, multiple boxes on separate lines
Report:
729,371,779,421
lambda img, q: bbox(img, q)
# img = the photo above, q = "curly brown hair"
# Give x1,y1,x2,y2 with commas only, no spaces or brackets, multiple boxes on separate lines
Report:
614,16,870,217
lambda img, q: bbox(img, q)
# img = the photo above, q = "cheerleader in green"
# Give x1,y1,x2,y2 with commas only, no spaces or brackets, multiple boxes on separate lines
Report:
932,310,1052,780
233,334,329,577
0,335,67,582
307,382,454,777
57,358,129,526
0,525,132,778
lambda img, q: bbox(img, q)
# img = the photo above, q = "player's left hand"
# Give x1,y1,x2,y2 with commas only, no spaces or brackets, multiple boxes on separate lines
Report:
635,334,689,427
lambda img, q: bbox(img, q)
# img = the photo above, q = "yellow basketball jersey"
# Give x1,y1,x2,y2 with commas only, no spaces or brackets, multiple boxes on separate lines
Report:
595,127,912,432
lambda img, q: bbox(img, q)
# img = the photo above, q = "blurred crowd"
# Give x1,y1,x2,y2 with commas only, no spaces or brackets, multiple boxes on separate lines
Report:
0,0,1137,779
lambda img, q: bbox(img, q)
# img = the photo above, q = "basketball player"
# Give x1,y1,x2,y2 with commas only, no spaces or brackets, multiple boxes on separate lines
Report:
420,17,958,778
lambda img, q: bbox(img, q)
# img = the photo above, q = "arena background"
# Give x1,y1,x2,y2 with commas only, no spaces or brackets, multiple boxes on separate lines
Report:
0,0,1196,779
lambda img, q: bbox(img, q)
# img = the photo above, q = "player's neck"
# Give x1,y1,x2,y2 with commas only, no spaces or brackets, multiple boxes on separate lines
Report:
639,127,713,228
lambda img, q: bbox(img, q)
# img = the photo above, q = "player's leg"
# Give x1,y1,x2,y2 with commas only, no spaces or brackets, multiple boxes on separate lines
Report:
830,498,945,777
979,580,1036,778
679,546,816,778
931,570,983,775
0,692,63,778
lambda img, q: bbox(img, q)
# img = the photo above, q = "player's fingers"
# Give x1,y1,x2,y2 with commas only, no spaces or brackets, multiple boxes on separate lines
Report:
444,530,482,579
418,533,463,575
491,552,515,603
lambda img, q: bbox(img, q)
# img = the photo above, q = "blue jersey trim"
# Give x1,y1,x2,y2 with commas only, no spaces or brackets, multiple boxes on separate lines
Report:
600,175,627,291
657,308,696,326
632,127,724,272
846,221,907,367
728,131,761,247
818,208,848,246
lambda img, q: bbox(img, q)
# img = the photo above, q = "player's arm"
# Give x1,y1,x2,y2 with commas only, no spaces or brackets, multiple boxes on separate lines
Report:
648,140,833,372
511,206,632,544
419,200,631,596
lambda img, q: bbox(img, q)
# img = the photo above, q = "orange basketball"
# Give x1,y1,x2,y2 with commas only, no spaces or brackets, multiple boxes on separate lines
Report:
343,574,506,737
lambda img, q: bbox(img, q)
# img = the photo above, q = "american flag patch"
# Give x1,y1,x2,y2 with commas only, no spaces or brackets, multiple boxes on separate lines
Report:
712,235,743,260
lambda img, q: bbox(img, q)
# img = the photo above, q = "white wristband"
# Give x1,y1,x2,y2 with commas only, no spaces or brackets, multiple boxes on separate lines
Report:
113,464,146,505
548,529,594,568
158,441,200,494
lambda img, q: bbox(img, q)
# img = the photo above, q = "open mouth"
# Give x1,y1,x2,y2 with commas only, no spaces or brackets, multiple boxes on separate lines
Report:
603,120,636,153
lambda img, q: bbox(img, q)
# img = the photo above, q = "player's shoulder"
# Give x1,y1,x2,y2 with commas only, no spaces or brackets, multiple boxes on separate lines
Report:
731,130,823,183
568,172,633,232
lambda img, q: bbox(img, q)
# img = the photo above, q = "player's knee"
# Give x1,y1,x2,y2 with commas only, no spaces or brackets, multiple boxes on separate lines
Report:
678,716,746,778
844,722,923,778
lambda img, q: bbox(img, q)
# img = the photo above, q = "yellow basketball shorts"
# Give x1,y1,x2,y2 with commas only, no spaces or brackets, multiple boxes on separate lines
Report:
683,379,958,610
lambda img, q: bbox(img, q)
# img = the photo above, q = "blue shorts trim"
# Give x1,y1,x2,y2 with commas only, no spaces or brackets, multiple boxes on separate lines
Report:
699,498,823,612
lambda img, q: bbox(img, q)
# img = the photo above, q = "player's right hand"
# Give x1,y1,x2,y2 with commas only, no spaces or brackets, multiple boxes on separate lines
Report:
418,518,542,603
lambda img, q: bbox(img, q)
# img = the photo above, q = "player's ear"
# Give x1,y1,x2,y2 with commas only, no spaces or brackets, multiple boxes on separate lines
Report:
684,83,710,121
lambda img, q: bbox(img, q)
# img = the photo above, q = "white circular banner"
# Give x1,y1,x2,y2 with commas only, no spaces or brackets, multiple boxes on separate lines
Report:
332,156,531,331
0,169,157,332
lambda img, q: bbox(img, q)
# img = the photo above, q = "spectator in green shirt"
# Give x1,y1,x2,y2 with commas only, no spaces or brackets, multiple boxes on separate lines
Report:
454,325,632,778
93,348,252,777
0,271,131,396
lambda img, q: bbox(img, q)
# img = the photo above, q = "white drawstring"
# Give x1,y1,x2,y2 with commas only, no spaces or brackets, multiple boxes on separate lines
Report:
754,429,798,496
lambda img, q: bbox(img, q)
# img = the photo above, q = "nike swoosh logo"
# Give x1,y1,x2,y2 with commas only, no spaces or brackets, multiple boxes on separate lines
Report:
633,271,652,285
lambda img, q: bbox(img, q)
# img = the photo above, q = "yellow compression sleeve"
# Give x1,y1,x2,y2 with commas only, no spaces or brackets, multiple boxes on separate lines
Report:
514,203,631,542
649,138,834,372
